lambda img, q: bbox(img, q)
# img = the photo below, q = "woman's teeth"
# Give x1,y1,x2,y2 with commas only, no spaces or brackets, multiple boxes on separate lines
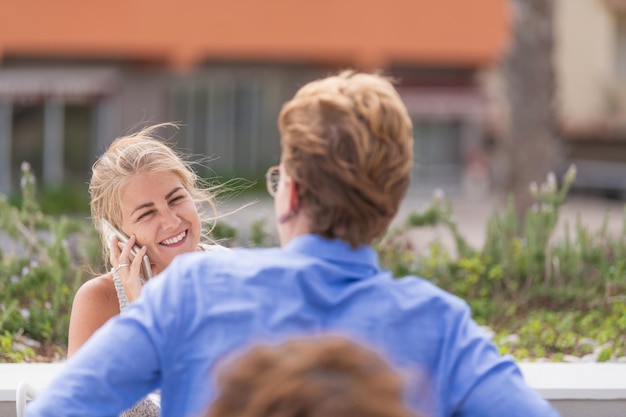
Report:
160,231,186,245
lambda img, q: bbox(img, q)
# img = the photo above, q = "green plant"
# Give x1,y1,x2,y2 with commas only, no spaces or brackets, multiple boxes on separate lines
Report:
0,162,99,362
4,162,626,363
7,182,91,215
210,221,238,246
490,301,626,361
0,330,36,362
249,219,268,247
378,165,626,360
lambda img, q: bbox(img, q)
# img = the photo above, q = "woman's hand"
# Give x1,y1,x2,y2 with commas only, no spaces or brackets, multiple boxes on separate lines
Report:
110,235,148,303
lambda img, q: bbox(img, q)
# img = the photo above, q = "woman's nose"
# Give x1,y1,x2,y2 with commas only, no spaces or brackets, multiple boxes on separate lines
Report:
161,209,181,230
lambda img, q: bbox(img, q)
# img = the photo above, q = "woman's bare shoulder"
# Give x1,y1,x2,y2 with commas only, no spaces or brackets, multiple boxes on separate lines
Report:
73,273,119,313
68,273,121,356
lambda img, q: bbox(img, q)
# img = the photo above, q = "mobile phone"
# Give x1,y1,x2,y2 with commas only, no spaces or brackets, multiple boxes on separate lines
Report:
101,219,153,279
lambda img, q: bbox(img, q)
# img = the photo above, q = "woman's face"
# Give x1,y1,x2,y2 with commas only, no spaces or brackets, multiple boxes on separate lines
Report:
120,171,201,275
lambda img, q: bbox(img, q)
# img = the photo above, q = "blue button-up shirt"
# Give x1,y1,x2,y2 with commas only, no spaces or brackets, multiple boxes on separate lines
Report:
27,234,559,417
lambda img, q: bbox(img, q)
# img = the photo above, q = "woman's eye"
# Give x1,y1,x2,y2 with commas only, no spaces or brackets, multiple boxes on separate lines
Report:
170,195,184,204
137,210,155,220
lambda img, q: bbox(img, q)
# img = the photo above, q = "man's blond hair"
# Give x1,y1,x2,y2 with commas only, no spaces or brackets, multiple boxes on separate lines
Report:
279,71,413,247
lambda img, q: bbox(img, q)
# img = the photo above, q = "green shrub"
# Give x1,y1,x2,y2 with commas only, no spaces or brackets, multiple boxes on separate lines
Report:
377,165,626,360
0,162,99,362
380,166,625,311
210,221,238,246
7,182,91,216
3,162,626,362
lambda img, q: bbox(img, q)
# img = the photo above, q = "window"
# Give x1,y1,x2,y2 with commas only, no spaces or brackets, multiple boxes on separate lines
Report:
11,104,44,188
63,104,92,186
412,119,463,190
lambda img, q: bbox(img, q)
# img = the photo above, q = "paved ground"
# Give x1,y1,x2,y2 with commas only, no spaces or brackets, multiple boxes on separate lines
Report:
218,187,626,250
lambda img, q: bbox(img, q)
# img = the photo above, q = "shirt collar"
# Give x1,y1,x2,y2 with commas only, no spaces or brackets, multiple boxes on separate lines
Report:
283,234,380,271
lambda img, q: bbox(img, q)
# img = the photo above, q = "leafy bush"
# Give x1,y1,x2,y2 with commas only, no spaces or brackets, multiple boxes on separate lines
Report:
2,163,625,362
210,221,238,245
0,163,100,362
377,165,626,360
7,182,91,216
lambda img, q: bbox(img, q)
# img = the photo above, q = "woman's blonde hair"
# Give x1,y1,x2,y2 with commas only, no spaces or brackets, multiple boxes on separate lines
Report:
278,71,414,247
89,123,217,262
206,336,418,417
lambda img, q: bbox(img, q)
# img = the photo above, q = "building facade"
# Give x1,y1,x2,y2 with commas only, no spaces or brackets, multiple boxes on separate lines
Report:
0,0,508,194
555,0,626,193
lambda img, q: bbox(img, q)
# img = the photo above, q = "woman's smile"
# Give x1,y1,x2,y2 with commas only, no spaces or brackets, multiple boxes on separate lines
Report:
160,230,188,246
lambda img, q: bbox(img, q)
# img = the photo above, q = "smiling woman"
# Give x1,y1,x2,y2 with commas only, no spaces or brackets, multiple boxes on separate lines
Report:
67,123,227,417
119,171,202,275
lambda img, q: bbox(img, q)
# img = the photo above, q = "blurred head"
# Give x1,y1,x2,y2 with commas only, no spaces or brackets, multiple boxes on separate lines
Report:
275,71,414,248
206,336,417,417
89,123,217,274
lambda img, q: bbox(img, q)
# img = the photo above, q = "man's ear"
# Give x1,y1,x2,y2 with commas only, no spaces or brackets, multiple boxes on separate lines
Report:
277,177,301,225
285,176,300,211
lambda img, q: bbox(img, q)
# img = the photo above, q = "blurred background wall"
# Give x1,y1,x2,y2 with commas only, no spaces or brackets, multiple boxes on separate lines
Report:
1,0,625,201
0,0,507,196
554,0,626,196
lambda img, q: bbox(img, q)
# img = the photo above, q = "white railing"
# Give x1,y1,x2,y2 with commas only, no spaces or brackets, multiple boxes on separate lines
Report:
2,362,626,417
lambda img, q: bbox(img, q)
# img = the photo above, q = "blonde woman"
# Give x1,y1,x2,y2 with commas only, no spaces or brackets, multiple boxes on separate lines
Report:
68,124,225,416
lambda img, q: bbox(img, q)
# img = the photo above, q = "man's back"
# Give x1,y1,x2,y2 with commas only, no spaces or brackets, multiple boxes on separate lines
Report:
28,235,558,417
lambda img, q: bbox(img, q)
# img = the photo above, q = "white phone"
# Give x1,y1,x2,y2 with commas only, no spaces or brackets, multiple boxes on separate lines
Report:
101,219,153,279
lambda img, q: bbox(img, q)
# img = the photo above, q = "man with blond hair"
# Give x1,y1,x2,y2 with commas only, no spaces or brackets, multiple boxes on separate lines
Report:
27,71,559,417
